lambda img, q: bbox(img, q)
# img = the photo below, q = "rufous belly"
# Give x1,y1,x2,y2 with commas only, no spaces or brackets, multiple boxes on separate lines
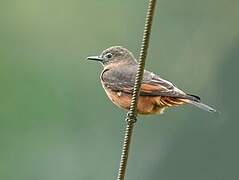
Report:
103,88,185,115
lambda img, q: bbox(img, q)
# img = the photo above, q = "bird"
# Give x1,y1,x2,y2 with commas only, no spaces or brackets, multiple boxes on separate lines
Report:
87,46,216,115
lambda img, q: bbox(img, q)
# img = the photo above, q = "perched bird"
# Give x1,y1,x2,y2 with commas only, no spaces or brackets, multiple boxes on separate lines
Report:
87,46,216,115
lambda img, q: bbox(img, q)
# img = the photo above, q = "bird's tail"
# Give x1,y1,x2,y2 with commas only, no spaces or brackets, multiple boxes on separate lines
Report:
181,94,217,113
187,100,217,113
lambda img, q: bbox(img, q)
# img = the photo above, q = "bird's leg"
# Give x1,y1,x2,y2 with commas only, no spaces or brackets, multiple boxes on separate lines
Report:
126,112,137,123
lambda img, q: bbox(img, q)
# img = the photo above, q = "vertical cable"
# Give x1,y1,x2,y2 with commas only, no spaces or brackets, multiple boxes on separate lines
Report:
116,0,157,179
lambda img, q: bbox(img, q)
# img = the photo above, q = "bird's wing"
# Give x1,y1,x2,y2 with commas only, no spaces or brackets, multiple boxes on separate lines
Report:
140,71,184,96
141,71,199,101
101,66,135,92
101,67,200,101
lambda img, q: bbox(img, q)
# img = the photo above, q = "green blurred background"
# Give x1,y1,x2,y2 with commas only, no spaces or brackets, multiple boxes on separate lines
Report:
0,0,238,179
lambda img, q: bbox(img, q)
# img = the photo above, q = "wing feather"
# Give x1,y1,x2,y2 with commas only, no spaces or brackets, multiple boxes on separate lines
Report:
101,67,199,102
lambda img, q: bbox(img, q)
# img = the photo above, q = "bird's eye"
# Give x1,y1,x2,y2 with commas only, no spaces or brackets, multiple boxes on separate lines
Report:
105,53,113,59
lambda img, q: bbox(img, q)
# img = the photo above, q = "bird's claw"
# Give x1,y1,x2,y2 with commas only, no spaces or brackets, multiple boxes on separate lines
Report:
126,112,137,123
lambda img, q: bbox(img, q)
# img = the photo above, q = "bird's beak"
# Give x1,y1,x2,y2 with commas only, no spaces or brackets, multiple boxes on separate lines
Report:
86,56,103,62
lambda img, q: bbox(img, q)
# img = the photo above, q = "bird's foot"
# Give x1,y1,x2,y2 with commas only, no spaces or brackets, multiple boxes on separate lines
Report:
126,112,137,123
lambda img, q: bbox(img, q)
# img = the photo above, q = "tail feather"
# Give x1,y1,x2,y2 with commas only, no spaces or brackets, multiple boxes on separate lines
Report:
187,100,217,113
186,94,201,102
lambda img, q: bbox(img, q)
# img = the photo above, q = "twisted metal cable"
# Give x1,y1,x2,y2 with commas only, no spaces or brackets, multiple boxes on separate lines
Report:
117,0,157,180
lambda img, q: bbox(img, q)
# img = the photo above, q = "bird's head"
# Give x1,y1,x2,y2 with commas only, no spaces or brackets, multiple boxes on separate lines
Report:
87,46,137,66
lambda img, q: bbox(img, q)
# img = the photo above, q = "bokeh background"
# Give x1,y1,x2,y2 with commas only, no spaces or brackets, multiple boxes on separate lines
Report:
0,0,238,179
